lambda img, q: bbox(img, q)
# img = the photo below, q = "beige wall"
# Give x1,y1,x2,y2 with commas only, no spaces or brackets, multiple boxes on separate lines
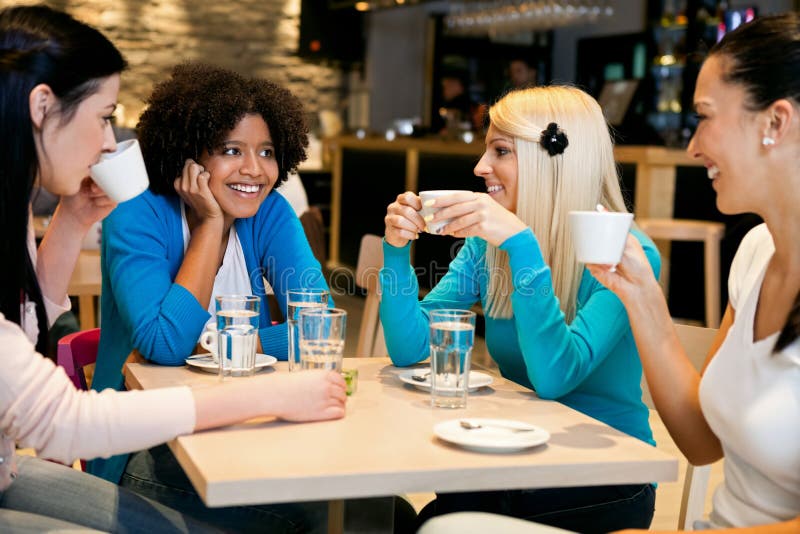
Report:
2,0,346,129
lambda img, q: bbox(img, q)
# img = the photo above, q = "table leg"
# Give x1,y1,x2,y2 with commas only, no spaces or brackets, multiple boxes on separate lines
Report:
328,500,344,534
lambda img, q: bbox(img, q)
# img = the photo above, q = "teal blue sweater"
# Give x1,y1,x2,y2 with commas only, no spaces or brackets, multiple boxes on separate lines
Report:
89,189,328,482
380,228,659,446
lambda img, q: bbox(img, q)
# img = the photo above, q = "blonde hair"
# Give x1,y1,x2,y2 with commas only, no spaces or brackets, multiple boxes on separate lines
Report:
485,86,628,322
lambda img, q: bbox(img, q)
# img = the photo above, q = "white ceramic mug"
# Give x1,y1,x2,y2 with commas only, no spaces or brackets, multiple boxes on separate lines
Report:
90,139,149,203
568,211,634,266
200,325,257,377
199,329,221,364
418,190,470,234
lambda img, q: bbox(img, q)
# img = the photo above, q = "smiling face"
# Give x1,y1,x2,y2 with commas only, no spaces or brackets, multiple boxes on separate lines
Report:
474,124,519,212
199,113,278,220
36,74,120,196
687,55,767,214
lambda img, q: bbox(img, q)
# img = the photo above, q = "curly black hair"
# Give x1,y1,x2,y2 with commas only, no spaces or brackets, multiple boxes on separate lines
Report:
137,62,308,195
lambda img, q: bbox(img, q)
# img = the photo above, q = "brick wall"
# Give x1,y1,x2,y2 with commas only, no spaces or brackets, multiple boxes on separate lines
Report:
2,0,346,129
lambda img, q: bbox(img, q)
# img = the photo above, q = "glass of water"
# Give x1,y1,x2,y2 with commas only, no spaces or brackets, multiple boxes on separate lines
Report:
429,309,476,408
215,295,260,378
298,307,347,372
287,289,329,371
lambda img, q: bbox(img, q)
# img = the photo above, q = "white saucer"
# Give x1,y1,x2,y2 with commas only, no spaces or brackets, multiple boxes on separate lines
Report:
434,418,550,453
185,353,277,373
398,368,493,393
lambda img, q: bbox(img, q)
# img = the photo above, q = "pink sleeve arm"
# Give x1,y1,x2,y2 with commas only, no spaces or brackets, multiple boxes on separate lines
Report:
0,317,195,464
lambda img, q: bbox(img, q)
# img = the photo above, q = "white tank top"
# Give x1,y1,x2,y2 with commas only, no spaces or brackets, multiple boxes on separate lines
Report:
699,224,800,527
180,203,253,335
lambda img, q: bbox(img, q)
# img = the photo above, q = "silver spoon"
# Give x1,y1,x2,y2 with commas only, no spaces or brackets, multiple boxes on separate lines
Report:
460,420,535,433
411,371,430,382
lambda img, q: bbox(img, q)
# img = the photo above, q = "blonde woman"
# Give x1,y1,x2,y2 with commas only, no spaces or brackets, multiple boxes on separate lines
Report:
380,86,660,532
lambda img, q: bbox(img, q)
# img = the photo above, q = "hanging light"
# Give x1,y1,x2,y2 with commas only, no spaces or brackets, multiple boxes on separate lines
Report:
445,1,614,37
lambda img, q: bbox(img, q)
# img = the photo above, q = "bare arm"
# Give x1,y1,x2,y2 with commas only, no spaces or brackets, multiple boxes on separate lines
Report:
192,370,347,430
171,160,226,310
588,234,724,465
36,179,115,305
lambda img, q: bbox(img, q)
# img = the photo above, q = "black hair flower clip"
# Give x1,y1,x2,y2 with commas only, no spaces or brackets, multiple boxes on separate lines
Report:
539,122,568,156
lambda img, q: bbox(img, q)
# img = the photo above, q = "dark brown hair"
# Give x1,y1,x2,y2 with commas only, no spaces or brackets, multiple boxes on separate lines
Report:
0,5,126,355
710,14,800,352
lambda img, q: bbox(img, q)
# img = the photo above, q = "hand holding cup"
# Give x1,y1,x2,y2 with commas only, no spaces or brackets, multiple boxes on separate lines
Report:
89,139,149,204
384,191,425,248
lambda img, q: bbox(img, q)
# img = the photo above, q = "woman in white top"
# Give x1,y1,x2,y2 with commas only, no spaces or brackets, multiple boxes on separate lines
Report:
0,5,345,532
421,13,799,534
588,13,800,534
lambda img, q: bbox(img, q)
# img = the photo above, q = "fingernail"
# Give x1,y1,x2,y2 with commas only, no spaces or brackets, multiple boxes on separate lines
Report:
423,199,436,208
423,214,434,222
415,233,419,239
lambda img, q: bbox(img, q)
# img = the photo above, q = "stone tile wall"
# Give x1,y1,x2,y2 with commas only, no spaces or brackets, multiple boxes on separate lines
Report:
2,0,346,129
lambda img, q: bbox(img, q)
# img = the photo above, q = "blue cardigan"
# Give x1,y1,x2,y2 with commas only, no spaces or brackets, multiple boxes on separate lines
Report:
380,228,660,447
89,189,328,482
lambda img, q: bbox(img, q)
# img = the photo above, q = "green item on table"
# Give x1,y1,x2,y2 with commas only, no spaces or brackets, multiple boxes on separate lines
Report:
342,368,358,396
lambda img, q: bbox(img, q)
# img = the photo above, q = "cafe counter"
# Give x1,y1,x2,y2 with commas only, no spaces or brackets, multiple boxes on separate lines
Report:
322,135,702,270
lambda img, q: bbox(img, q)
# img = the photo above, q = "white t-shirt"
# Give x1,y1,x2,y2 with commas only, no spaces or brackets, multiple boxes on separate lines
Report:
699,224,800,527
180,204,253,334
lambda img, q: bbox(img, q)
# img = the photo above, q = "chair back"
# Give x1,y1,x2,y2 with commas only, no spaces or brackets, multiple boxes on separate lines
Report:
56,328,100,472
355,234,386,357
300,206,327,268
57,328,101,391
637,218,724,328
640,323,718,530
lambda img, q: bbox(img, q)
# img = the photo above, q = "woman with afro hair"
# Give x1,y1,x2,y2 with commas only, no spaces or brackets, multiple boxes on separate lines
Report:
89,62,333,531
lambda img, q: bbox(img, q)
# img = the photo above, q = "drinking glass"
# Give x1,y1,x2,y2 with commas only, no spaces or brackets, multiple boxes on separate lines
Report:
429,309,476,408
215,295,260,378
287,289,329,371
299,308,347,372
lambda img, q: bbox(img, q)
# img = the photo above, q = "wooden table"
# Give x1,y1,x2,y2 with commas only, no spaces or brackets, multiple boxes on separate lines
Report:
124,358,677,512
68,250,102,329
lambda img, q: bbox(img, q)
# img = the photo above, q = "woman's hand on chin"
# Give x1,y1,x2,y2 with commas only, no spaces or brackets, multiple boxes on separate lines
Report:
174,158,224,225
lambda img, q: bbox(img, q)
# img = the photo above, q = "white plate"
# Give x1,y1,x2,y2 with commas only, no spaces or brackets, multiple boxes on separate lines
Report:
185,353,277,373
398,368,493,393
434,418,550,453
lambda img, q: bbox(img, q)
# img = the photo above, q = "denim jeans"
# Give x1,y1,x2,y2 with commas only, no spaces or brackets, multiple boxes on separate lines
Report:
121,444,330,534
417,483,656,533
0,455,219,533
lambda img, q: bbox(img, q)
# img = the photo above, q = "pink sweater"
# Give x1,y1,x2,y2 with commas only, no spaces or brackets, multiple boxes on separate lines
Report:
0,315,195,490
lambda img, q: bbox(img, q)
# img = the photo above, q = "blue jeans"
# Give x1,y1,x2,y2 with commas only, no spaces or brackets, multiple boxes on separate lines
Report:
121,445,330,534
417,483,656,533
0,455,219,533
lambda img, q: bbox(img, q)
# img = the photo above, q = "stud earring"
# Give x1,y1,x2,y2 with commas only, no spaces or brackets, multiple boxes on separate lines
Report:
762,136,776,146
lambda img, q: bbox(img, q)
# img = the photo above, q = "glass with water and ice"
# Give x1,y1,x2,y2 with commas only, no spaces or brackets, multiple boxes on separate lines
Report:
429,309,476,408
287,289,329,371
215,295,260,377
298,307,347,371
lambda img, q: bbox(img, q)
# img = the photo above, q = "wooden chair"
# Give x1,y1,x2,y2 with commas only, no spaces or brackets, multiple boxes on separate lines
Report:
355,234,387,357
300,206,327,268
637,218,725,328
641,323,718,530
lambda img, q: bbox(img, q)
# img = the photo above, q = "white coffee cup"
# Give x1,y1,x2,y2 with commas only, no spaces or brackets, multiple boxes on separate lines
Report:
90,139,149,203
568,210,634,265
418,190,470,234
199,330,221,364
